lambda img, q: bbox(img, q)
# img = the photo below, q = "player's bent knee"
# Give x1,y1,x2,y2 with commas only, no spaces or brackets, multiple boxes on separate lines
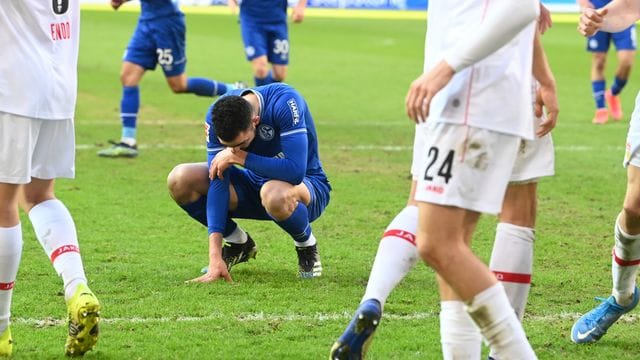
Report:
261,191,295,220
167,164,192,201
622,203,640,222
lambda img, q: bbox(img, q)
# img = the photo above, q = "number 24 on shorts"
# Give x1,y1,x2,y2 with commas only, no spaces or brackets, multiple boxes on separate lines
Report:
423,146,454,184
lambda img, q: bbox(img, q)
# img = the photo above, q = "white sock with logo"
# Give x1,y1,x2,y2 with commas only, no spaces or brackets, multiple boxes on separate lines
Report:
612,214,640,306
362,206,419,308
28,199,87,301
0,225,22,333
489,222,534,321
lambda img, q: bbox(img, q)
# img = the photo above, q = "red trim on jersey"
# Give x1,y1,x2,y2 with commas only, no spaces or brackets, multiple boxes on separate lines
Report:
493,270,531,284
0,282,14,291
612,247,640,266
383,229,416,246
50,245,79,263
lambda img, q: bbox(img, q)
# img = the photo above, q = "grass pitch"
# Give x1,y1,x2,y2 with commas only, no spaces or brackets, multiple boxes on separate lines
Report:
9,8,640,359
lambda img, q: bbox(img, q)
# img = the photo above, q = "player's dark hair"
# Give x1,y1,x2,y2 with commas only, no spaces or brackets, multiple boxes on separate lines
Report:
210,95,253,142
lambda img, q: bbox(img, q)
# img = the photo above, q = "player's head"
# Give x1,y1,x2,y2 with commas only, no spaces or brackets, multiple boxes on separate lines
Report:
211,95,257,149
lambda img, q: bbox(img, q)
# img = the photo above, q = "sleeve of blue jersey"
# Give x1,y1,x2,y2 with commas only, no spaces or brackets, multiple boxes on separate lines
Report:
243,93,309,184
204,104,231,235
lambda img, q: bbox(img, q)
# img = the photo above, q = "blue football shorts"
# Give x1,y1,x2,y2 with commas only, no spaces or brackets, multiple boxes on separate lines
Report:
123,14,187,77
228,166,330,222
239,18,290,65
587,24,637,52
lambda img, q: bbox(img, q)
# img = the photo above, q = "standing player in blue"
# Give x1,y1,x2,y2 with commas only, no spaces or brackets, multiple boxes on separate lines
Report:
167,83,330,282
230,0,307,86
577,0,636,124
98,0,243,158
572,0,640,344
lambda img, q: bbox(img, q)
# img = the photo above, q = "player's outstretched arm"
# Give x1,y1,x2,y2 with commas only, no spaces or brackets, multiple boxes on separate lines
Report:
532,31,558,137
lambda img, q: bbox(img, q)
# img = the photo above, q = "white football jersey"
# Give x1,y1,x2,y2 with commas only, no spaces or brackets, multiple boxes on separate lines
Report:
0,0,80,120
424,0,536,140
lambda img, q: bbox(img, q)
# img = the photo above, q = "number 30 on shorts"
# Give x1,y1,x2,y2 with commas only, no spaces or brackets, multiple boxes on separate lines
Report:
423,146,454,184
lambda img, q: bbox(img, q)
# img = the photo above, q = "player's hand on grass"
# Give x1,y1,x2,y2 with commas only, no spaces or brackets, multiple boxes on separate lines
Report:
535,83,559,137
187,260,232,283
405,60,454,124
578,8,608,36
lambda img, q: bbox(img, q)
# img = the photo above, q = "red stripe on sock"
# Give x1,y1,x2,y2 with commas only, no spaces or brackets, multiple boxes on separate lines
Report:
612,248,640,266
50,245,79,263
493,271,531,284
383,229,416,246
0,282,14,291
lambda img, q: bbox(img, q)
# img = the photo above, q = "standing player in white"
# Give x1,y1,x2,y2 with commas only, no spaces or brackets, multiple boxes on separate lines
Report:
572,0,640,344
405,0,540,358
0,0,101,356
330,11,558,359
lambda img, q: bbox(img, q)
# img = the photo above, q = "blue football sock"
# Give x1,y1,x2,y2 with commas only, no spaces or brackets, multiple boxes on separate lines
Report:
274,202,312,244
186,77,220,97
121,86,139,139
611,76,628,96
223,219,237,237
180,197,239,235
180,196,208,227
592,80,606,109
255,72,275,86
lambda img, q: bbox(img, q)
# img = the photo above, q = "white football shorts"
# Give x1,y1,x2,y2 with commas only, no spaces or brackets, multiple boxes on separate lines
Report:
624,91,640,168
413,122,520,215
0,112,75,184
509,118,555,184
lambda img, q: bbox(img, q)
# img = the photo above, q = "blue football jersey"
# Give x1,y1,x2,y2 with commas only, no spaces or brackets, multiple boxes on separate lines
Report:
206,83,326,180
139,0,181,21
239,0,288,24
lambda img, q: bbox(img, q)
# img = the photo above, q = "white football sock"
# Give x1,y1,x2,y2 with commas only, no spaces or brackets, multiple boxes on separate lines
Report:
0,225,22,333
28,199,87,301
489,222,534,321
440,300,481,360
362,205,419,308
466,283,537,360
294,232,316,248
612,214,640,306
224,225,248,244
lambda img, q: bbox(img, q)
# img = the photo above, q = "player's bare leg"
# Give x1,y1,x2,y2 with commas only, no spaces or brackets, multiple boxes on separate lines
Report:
271,64,287,82
607,50,635,121
251,55,274,86
591,52,609,124
417,203,536,359
97,61,144,157
20,179,100,356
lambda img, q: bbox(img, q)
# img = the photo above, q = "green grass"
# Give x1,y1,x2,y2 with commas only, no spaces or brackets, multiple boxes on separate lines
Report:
9,9,640,359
